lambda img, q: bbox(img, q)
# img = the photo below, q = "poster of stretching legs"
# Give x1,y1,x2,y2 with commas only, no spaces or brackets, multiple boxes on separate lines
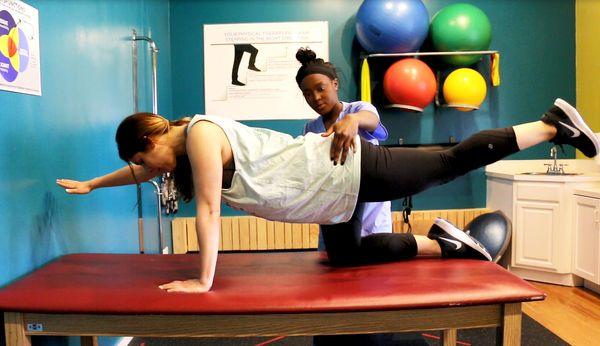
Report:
204,21,328,120
0,0,40,96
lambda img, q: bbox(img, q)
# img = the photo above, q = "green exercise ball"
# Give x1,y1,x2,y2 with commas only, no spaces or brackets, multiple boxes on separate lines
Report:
430,3,492,66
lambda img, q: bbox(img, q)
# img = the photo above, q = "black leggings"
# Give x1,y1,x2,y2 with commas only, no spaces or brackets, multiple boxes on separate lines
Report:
321,127,520,265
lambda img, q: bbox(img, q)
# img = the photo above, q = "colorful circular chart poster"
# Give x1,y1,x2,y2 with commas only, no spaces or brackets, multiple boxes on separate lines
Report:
0,0,40,96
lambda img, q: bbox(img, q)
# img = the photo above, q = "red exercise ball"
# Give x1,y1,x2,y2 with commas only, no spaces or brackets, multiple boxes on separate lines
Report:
383,58,437,112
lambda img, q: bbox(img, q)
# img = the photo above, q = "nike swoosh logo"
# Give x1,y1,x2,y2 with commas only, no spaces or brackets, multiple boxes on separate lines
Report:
439,236,462,250
559,121,581,138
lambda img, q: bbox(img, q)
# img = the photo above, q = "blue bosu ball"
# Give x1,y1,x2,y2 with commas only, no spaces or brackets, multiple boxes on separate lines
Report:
465,211,512,263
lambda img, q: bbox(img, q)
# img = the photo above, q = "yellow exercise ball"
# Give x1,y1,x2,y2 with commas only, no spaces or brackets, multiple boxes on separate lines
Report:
442,68,487,111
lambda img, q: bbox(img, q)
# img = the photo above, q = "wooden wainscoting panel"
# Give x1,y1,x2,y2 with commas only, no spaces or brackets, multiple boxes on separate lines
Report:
391,208,490,235
291,223,302,249
266,220,275,250
171,208,491,253
257,218,268,250
274,222,286,250
301,224,311,249
282,223,291,249
173,217,322,252
249,217,258,250
230,218,240,251
185,218,198,252
220,218,232,251
238,217,250,250
172,218,188,254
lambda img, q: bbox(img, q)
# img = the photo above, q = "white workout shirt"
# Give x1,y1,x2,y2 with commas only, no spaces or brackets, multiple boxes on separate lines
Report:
187,115,361,224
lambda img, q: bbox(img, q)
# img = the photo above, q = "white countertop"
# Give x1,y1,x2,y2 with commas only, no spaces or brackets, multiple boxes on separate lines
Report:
486,159,600,182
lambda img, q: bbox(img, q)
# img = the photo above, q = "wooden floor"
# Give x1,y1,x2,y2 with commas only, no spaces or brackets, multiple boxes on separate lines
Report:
523,281,600,346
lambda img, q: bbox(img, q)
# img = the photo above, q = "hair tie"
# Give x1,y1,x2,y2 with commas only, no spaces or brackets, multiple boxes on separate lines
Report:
295,64,337,86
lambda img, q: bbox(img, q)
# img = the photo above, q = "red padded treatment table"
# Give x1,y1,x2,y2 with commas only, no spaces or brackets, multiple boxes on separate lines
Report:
0,252,544,345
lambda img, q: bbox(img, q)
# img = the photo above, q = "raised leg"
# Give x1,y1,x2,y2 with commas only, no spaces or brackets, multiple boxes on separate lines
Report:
358,127,521,202
359,98,600,203
4,312,31,346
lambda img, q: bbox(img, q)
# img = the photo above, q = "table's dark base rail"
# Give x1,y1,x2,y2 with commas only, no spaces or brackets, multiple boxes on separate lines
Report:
4,303,522,346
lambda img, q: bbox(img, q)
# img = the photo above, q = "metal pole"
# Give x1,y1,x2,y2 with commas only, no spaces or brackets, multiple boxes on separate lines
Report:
146,180,165,254
136,184,144,254
131,32,165,254
132,29,144,254
132,33,159,114
150,46,158,114
132,29,138,113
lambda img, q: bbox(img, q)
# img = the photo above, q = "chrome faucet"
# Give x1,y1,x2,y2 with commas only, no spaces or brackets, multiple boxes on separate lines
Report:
545,146,567,174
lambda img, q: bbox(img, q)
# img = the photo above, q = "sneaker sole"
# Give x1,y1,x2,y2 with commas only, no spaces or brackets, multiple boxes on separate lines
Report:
434,218,492,261
555,98,600,157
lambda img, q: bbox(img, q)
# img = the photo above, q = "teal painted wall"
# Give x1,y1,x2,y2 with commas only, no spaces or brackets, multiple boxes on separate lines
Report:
0,0,171,344
170,0,575,214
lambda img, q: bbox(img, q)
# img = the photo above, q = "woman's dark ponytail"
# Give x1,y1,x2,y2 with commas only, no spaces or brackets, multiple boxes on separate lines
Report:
295,47,318,65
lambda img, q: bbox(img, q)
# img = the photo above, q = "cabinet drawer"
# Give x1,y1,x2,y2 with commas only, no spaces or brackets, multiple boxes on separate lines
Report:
516,183,561,202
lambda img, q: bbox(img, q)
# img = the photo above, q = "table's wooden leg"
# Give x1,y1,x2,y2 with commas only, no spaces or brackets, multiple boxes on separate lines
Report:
497,302,522,346
81,336,99,346
4,312,31,346
441,328,457,346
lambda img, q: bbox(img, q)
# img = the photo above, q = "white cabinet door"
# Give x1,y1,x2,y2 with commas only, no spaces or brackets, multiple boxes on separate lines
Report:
572,195,600,283
514,199,561,270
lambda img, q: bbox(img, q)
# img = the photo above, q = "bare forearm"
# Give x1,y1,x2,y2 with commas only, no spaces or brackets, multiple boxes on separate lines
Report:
89,165,155,190
196,213,221,288
352,111,379,132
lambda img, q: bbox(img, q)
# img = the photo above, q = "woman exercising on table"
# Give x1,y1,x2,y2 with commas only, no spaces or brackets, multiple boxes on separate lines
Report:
57,87,599,293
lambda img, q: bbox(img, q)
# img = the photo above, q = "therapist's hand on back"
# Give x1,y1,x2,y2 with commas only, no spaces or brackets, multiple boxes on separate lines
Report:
322,114,359,166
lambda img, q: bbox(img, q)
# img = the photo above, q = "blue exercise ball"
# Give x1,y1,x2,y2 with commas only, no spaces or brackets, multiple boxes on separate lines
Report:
356,0,430,53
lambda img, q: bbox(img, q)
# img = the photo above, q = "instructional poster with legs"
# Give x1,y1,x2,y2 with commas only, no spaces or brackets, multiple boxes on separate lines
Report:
204,21,328,120
0,0,40,96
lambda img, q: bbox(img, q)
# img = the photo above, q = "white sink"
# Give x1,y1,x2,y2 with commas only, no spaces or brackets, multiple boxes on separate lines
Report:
519,172,582,176
486,159,600,182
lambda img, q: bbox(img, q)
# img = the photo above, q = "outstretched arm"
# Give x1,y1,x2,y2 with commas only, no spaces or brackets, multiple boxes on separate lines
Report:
159,122,224,293
57,164,159,194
